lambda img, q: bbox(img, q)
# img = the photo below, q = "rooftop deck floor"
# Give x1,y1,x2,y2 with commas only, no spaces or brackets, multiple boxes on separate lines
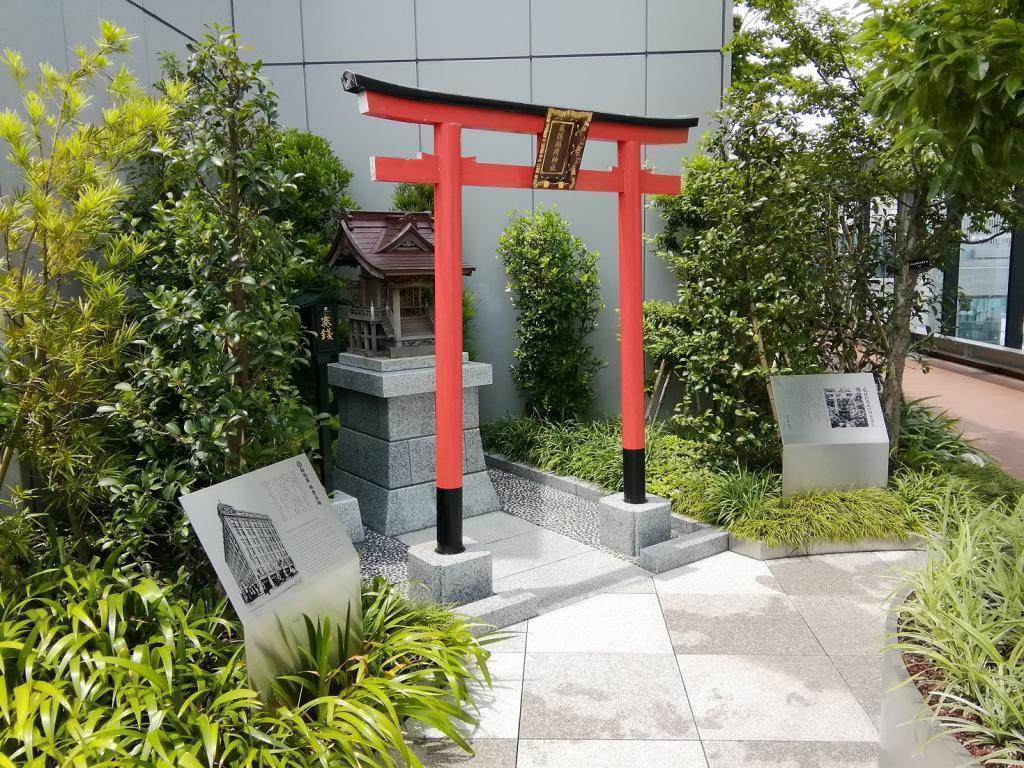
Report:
903,357,1024,478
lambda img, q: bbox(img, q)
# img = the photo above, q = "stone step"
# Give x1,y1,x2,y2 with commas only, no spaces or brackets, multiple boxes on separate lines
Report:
639,528,730,573
460,589,539,632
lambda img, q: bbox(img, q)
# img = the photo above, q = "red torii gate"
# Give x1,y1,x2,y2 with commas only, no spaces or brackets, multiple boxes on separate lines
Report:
342,72,697,555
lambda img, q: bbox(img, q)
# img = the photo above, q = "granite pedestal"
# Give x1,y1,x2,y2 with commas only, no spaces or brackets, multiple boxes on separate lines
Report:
598,492,672,556
407,543,492,605
329,353,500,536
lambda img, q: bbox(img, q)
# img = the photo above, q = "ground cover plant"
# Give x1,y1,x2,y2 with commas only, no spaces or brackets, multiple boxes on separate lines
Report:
0,561,490,768
481,402,1023,548
894,497,1024,766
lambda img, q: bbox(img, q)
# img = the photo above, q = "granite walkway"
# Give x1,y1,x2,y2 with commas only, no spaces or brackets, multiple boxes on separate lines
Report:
409,547,926,768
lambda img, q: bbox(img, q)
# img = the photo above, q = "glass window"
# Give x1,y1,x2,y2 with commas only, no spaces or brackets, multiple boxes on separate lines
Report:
956,228,1011,345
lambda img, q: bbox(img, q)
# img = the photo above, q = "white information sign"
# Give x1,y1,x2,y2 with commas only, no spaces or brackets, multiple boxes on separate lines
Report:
180,454,361,694
771,373,889,496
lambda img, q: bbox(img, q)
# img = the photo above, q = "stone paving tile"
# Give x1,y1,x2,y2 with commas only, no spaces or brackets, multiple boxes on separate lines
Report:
526,593,673,654
492,549,655,613
519,652,698,740
654,551,784,595
660,594,823,656
481,622,528,653
831,654,884,728
702,740,878,767
412,738,518,767
398,512,538,547
516,739,708,767
408,653,524,741
790,594,889,656
679,654,877,742
767,552,900,598
478,528,592,580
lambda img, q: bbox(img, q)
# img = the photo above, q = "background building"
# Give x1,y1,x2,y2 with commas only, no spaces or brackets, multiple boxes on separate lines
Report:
0,0,732,420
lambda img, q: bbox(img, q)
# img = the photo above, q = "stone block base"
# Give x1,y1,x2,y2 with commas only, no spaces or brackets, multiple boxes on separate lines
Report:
331,491,365,543
407,543,492,605
333,468,500,536
599,493,671,556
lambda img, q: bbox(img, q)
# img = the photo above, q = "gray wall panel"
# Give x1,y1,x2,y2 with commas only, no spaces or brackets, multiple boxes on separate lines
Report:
648,0,724,52
416,0,530,60
305,61,419,211
264,64,308,131
142,0,231,39
300,0,416,62
530,0,646,56
235,0,303,63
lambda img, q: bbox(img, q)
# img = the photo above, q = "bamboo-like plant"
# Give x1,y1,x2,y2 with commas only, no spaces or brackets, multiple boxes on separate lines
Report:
0,23,175,558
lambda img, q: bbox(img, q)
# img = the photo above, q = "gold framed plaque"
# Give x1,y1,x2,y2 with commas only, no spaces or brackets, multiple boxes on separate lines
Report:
532,107,592,189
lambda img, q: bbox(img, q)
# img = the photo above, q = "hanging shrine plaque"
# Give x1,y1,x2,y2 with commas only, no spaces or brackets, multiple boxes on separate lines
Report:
532,107,592,189
771,373,889,496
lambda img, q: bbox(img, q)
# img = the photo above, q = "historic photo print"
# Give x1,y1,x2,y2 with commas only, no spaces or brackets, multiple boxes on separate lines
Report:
218,501,299,605
824,386,870,428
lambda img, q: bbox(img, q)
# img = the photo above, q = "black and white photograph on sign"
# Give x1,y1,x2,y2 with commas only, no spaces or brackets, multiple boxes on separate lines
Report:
824,386,870,428
218,501,299,605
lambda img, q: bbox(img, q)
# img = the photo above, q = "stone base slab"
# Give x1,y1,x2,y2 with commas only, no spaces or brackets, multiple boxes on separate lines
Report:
407,543,492,606
337,388,480,442
333,468,500,536
640,528,730,573
330,491,365,544
337,426,485,488
598,493,672,556
462,590,539,633
730,534,928,561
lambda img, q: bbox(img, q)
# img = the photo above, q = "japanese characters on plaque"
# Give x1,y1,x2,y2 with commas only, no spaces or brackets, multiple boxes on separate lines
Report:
532,107,592,190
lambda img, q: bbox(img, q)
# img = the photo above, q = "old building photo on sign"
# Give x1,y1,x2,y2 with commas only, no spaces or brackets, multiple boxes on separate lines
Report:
824,387,870,428
218,501,299,605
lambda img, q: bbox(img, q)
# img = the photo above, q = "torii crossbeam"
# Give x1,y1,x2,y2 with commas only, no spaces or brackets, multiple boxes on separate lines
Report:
342,71,697,555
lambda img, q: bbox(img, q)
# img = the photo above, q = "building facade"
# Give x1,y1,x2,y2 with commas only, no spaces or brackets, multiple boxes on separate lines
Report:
217,501,297,604
0,0,732,419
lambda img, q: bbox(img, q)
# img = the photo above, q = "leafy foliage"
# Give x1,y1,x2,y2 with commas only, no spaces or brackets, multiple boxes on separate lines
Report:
0,562,490,768
894,498,1024,765
0,23,174,555
103,28,319,573
497,208,604,420
861,0,1024,196
391,182,434,213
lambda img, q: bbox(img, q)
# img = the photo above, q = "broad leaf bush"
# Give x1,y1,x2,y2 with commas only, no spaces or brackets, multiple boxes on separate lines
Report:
497,208,604,421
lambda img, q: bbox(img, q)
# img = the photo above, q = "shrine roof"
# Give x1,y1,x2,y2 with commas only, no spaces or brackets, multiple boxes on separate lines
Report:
326,210,475,278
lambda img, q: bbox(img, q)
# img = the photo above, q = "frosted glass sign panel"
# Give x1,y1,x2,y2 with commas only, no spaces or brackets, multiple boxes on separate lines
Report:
180,454,361,694
772,373,889,496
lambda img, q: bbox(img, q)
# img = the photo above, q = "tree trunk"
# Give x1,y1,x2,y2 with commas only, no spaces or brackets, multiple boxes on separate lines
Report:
881,190,923,455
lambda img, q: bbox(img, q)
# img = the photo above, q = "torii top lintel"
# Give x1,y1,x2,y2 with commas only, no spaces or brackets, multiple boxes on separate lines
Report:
342,71,697,195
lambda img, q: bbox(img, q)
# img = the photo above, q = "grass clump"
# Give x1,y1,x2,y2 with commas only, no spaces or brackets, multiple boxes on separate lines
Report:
894,498,1024,765
0,563,489,768
482,405,1020,549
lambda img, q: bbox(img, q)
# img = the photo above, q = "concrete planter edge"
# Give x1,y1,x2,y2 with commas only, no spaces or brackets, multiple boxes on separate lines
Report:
879,588,976,768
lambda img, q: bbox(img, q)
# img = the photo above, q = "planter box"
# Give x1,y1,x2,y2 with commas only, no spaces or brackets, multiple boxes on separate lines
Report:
731,534,926,561
880,589,975,768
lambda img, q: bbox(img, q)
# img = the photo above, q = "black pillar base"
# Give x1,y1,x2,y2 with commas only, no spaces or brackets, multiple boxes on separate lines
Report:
623,448,646,504
435,487,465,554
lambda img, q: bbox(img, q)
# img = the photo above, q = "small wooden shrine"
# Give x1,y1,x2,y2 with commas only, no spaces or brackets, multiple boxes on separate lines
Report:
326,210,475,357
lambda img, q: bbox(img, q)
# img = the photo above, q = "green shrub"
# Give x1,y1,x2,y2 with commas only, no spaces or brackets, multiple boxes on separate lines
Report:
0,563,489,768
896,399,983,470
894,498,1024,764
0,24,174,555
391,182,434,213
497,208,604,420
